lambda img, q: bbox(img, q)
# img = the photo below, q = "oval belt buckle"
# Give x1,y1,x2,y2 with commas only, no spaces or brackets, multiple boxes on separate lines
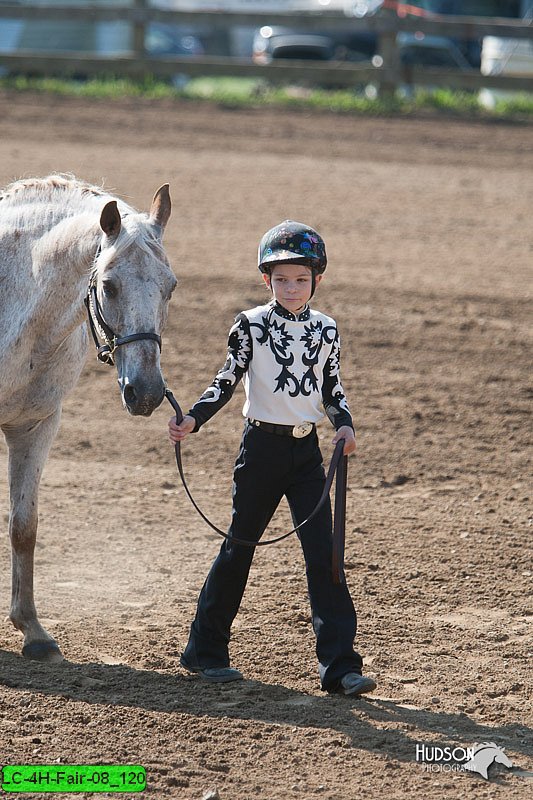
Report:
292,422,313,439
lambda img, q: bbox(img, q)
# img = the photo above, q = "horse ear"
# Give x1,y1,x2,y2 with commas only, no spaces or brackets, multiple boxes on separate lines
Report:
150,184,171,233
100,200,121,239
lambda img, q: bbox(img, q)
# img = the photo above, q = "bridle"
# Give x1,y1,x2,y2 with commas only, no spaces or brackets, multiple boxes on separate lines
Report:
84,251,162,366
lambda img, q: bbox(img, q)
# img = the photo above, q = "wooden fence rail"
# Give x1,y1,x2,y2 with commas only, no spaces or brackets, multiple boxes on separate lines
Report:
1,2,532,96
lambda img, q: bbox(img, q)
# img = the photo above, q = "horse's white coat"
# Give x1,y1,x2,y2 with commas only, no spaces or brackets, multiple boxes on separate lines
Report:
0,174,175,660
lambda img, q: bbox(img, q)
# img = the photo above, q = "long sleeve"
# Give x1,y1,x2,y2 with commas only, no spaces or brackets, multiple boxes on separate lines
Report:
188,313,252,431
321,327,354,431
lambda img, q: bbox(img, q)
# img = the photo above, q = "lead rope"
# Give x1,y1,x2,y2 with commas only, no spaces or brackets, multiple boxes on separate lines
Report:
165,389,348,584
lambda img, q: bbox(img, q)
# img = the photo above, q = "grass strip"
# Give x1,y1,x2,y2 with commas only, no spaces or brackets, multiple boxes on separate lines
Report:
1,74,532,120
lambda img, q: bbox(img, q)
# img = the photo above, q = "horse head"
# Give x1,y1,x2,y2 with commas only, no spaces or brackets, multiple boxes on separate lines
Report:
93,185,176,416
463,743,513,780
494,747,513,769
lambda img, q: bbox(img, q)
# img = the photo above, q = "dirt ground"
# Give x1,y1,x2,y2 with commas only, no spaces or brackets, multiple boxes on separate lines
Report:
0,91,531,800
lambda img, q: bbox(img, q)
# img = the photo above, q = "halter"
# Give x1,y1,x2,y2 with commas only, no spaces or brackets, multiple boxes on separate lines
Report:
84,248,162,366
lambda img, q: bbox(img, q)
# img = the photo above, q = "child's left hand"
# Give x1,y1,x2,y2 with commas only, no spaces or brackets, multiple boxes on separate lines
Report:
332,426,356,456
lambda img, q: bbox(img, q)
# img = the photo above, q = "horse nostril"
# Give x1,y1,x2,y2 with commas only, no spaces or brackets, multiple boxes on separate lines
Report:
123,384,137,407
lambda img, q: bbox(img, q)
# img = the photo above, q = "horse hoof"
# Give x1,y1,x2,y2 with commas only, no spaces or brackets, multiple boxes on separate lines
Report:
22,640,64,663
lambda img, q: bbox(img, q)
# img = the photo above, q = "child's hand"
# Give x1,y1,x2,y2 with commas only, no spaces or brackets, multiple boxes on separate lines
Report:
332,426,356,456
168,414,196,444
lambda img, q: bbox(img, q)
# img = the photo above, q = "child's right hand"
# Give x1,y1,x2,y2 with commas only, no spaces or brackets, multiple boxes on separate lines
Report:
168,414,196,444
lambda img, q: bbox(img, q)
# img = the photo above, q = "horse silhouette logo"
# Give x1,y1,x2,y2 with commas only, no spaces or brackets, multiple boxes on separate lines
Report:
463,742,513,779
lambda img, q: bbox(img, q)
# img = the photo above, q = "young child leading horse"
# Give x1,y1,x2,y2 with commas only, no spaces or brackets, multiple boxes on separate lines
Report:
169,220,376,696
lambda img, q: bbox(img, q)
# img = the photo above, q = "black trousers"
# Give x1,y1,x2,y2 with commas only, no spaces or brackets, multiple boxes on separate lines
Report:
182,422,363,691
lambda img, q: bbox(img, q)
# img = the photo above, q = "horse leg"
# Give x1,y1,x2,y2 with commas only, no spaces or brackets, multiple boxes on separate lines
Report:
3,408,63,662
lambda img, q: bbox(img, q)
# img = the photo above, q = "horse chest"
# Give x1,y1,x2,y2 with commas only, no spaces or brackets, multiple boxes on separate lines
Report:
0,327,87,425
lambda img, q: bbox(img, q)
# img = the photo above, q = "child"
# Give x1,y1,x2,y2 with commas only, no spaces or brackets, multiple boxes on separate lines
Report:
168,220,376,696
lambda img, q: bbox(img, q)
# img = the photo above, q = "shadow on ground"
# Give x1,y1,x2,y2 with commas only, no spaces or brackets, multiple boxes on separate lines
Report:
1,649,531,775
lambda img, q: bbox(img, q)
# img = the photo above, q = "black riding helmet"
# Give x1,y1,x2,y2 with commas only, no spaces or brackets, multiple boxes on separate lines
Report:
258,220,327,274
258,220,327,300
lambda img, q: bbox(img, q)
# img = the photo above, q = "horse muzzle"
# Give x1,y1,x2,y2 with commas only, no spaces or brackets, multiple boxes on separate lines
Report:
121,377,166,416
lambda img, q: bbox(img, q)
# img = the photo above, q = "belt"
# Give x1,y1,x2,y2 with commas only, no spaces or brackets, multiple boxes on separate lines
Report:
248,419,315,438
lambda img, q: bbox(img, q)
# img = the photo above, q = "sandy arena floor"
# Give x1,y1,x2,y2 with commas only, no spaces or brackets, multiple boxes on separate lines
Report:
0,91,531,799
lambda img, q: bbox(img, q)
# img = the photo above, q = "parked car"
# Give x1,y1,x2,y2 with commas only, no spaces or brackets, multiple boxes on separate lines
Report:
252,1,382,65
397,29,481,72
0,1,204,82
253,25,378,64
144,23,204,59
395,0,526,70
252,0,525,72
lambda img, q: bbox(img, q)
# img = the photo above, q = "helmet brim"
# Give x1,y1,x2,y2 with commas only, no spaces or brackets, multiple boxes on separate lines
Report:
259,251,325,273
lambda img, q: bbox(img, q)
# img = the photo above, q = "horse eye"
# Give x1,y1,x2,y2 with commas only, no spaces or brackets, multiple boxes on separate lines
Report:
102,281,117,299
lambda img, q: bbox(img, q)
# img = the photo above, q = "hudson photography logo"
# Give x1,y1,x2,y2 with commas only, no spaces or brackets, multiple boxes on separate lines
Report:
416,741,514,779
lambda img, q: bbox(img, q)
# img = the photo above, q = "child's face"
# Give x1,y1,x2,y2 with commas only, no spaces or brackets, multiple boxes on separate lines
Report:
263,263,321,313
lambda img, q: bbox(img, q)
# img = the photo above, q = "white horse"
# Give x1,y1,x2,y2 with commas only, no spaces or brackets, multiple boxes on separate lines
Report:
0,174,176,662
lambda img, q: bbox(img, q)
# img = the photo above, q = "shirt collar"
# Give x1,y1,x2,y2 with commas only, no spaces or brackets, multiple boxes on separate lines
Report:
270,300,310,322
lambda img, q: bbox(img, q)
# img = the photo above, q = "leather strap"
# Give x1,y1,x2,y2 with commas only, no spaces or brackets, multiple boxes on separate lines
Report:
332,443,348,585
165,389,348,584
85,284,161,365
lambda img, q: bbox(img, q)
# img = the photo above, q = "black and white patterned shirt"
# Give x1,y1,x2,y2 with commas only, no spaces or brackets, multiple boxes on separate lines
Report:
188,300,353,431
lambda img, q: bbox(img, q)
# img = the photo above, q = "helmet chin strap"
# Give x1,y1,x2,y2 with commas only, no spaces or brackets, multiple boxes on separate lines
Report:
310,270,317,299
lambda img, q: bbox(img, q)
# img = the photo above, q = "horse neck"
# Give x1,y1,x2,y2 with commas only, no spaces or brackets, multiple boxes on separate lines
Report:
468,749,494,773
3,208,102,354
40,211,102,322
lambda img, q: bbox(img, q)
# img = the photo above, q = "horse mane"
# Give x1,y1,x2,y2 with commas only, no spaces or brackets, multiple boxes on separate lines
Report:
474,742,500,752
0,173,115,204
1,174,167,273
94,217,169,277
